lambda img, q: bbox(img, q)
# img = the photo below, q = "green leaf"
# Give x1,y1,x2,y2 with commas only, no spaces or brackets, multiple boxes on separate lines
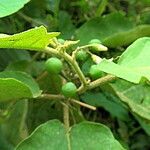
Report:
0,0,30,18
81,92,129,121
16,120,68,150
97,37,150,83
103,25,150,48
6,60,45,78
70,121,125,150
75,12,134,45
134,114,150,136
0,71,41,101
75,12,150,47
6,60,31,72
110,79,150,133
0,26,59,51
16,120,125,150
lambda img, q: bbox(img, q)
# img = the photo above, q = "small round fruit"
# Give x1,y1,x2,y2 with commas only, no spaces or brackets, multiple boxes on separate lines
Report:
62,82,77,98
89,65,104,79
88,39,101,44
76,50,88,61
58,38,65,44
45,57,63,74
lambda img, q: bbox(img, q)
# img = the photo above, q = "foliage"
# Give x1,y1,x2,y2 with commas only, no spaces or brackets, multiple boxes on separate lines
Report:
0,0,150,150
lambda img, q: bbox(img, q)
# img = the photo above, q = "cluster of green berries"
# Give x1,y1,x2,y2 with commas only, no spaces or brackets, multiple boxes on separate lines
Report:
44,39,103,98
45,57,77,98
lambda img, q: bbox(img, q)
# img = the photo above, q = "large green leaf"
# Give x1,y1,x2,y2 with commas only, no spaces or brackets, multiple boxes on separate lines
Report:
70,122,125,150
97,37,150,83
109,79,150,134
0,71,41,101
0,0,30,18
0,26,59,51
16,120,125,150
75,12,150,47
16,120,68,150
103,25,150,48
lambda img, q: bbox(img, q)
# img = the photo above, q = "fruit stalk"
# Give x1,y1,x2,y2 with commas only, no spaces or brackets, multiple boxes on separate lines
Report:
62,52,87,86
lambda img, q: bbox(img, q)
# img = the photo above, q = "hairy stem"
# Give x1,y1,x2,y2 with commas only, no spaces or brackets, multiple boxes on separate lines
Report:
63,100,71,150
89,74,116,89
78,74,116,94
39,94,96,110
63,100,70,131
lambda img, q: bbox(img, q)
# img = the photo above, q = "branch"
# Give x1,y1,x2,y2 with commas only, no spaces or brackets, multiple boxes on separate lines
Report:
78,74,116,94
39,94,96,111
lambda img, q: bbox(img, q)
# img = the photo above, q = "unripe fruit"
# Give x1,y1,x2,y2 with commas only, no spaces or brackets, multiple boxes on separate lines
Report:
45,57,63,74
76,50,88,61
61,82,77,98
88,39,101,45
88,39,106,52
89,65,104,79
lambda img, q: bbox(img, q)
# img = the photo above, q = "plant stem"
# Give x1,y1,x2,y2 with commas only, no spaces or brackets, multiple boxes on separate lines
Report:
78,74,116,94
18,12,47,27
36,71,48,81
45,47,59,56
62,52,87,86
95,0,108,17
89,74,116,89
70,99,96,111
39,94,96,110
63,100,71,150
63,100,70,131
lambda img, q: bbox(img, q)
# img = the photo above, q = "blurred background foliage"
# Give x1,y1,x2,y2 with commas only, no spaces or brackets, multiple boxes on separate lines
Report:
0,0,150,149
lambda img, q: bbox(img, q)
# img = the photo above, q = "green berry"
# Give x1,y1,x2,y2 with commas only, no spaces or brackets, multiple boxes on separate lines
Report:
45,57,63,74
89,39,101,44
62,82,77,98
89,65,104,79
58,38,65,44
76,50,88,61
